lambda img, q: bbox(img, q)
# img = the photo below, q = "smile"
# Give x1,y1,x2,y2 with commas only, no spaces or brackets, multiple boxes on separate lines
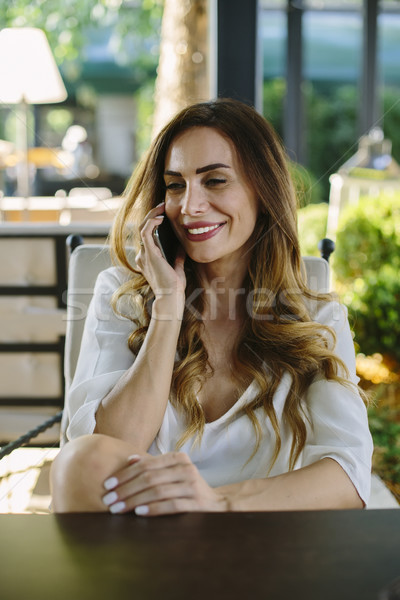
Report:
183,222,226,242
187,224,220,235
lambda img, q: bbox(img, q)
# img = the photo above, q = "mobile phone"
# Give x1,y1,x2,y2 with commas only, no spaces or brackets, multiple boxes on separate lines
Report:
153,215,179,266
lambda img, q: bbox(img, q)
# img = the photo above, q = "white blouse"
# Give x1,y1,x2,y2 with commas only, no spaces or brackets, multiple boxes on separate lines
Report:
65,267,373,505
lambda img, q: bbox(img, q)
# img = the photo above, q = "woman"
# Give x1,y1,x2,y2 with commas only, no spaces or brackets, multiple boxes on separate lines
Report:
51,98,373,514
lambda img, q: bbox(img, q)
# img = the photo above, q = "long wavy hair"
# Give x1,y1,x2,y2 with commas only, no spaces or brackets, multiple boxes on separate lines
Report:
110,98,352,470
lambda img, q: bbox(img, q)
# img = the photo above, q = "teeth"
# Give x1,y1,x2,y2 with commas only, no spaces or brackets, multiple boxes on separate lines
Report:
188,224,220,235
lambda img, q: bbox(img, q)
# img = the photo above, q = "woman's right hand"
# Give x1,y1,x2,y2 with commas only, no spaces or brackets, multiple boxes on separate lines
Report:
135,202,186,319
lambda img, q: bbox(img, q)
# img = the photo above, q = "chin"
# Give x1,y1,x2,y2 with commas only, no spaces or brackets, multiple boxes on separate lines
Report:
186,249,220,264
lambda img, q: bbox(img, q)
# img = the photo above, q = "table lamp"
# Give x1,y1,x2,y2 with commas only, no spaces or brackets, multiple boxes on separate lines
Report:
0,27,67,198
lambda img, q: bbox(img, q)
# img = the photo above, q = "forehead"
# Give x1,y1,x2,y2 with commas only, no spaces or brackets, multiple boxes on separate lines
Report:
165,127,238,170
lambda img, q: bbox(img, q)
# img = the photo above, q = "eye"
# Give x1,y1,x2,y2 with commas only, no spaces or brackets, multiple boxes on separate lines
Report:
205,178,226,187
165,182,185,191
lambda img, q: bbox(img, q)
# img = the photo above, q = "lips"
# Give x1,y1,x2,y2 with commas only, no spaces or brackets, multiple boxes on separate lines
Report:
183,221,226,242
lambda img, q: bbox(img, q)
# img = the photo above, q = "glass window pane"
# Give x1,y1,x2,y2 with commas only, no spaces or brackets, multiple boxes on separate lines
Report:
378,10,400,165
261,8,287,137
303,10,363,198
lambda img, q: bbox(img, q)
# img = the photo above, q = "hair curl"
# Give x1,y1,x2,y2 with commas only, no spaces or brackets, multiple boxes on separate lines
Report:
110,98,354,471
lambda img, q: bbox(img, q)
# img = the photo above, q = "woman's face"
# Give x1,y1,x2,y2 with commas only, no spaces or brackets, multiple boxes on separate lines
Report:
163,127,259,267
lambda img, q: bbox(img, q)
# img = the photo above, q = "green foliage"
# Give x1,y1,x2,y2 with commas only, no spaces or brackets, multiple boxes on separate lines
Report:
0,0,163,66
134,81,156,160
262,78,285,138
305,83,359,199
333,192,400,361
0,0,93,62
263,79,400,202
344,266,400,358
297,202,329,257
334,194,400,282
383,87,400,164
0,0,162,147
368,399,400,486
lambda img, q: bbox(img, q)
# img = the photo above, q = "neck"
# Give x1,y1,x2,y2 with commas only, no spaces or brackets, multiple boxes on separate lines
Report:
195,258,250,321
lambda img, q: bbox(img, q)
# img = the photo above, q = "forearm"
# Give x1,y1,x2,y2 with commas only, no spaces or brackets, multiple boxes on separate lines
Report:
94,296,183,448
217,458,363,511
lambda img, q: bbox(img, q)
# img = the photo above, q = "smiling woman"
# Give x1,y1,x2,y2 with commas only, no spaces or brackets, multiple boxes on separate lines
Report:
50,99,373,515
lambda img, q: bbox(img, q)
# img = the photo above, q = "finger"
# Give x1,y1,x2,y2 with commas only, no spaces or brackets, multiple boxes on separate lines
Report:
103,452,191,492
134,498,196,517
151,201,165,215
140,214,164,246
102,455,195,514
137,451,191,470
102,466,195,514
118,480,195,513
102,455,142,492
138,202,165,236
112,457,195,500
116,462,196,504
105,493,195,516
140,202,165,222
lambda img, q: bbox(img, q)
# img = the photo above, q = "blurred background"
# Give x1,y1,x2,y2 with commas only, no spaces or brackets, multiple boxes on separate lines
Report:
0,0,399,200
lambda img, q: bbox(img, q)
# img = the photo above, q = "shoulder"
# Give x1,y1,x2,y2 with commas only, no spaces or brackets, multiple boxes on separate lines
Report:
307,296,349,333
91,266,143,323
94,265,133,293
306,297,358,382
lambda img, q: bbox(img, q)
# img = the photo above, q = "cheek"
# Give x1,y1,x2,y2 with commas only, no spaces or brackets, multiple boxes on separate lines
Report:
165,201,183,238
165,197,177,216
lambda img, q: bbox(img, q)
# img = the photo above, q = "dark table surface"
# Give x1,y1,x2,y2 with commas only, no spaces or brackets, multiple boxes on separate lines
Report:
1,510,400,600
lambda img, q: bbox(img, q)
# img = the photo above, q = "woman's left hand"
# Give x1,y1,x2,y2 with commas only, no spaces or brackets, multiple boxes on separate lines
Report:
102,452,228,516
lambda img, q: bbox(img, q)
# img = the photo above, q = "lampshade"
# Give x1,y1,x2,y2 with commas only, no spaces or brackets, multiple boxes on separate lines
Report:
0,27,67,104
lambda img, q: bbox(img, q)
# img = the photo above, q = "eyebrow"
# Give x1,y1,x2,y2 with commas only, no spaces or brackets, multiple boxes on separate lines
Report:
164,163,231,177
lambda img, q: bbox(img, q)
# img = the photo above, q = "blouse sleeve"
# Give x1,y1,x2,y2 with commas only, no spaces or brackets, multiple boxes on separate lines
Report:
64,267,137,442
301,301,373,506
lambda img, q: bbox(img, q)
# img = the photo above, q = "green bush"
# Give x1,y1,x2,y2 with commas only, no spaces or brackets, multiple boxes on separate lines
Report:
368,398,400,487
333,193,400,361
297,202,329,256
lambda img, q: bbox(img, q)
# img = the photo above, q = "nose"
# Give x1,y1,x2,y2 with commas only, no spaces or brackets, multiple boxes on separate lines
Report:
180,183,209,216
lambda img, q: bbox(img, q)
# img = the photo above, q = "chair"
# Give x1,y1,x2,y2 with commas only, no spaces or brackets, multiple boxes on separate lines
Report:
3,243,399,510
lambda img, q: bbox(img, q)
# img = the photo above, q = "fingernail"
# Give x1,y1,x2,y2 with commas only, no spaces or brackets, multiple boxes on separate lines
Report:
103,491,118,506
154,214,164,219
104,476,118,490
128,454,141,462
109,501,126,514
135,505,149,516
156,202,165,207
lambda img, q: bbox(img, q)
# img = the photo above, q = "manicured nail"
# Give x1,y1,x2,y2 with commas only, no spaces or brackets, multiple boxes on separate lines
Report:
103,491,118,506
135,505,149,516
104,476,118,490
154,214,164,219
109,501,126,514
156,202,165,207
128,454,141,462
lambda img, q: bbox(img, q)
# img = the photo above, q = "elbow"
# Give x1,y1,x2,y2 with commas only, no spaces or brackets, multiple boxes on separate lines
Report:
343,486,365,510
342,492,364,510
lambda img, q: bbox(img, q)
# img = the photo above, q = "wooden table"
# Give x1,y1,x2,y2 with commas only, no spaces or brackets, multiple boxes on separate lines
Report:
1,510,399,600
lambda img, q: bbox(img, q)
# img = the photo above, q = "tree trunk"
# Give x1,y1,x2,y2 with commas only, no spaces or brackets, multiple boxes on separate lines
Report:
152,0,210,137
